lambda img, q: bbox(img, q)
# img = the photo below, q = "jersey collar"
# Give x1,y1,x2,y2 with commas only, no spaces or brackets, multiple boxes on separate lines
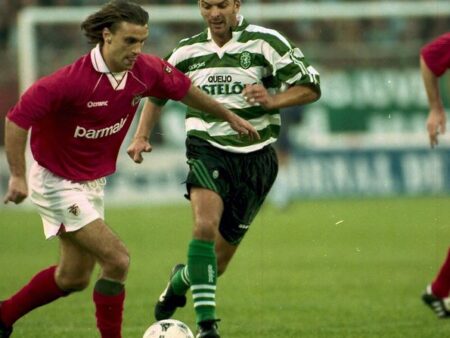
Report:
90,44,110,73
90,44,128,90
233,15,249,32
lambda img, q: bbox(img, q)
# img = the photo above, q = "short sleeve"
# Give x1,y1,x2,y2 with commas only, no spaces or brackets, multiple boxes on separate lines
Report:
6,75,64,130
421,33,450,77
141,56,191,103
263,32,320,92
150,52,188,106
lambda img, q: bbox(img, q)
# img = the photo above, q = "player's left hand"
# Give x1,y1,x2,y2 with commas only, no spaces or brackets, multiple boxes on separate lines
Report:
127,137,153,163
242,84,274,109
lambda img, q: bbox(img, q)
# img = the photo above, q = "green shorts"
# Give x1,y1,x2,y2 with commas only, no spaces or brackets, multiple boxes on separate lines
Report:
185,136,278,245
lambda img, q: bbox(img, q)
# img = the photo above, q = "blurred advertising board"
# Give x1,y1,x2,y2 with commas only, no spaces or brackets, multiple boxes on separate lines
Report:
284,147,450,199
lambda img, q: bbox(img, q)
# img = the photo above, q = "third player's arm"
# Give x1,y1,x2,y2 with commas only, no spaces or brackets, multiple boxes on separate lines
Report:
420,55,447,147
421,55,445,115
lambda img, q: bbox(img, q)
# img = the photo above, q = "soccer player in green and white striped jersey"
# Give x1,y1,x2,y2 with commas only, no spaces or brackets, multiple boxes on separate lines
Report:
128,1,320,336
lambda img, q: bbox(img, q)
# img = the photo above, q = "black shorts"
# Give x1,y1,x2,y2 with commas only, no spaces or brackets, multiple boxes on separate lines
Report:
185,136,278,245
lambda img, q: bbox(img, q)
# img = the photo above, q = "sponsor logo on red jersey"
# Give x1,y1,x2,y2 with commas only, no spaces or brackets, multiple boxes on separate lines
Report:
87,100,108,108
74,115,129,139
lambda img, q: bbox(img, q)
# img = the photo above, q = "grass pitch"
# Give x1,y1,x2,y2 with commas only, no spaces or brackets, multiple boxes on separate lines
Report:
1,197,450,337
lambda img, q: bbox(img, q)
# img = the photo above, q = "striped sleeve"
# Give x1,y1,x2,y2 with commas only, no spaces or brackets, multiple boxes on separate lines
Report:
276,47,320,88
241,25,320,91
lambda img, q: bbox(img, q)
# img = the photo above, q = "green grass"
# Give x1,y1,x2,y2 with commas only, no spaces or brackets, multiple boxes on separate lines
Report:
1,197,450,337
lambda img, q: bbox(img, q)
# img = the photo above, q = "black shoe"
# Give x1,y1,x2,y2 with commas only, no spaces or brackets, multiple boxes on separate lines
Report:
196,319,220,338
0,302,13,338
0,323,12,338
154,264,187,320
422,285,450,318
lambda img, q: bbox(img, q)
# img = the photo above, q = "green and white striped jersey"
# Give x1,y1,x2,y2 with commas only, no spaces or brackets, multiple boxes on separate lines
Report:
154,15,320,153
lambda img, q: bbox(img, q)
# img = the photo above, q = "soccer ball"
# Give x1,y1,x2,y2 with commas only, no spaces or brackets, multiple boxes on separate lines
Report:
143,319,194,338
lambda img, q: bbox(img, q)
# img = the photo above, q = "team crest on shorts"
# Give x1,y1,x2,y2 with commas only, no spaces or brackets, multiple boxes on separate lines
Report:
68,204,80,216
239,51,252,69
212,170,219,179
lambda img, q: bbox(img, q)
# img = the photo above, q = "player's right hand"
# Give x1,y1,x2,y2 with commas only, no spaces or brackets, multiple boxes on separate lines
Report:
426,108,447,148
4,176,28,204
229,114,260,141
127,137,153,163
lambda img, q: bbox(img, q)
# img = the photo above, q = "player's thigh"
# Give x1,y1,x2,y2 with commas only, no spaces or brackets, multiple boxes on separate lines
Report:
218,145,278,244
190,187,224,239
237,145,278,221
65,218,129,272
56,235,96,290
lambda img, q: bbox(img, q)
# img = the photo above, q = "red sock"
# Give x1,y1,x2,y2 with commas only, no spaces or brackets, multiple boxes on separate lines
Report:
432,248,450,298
0,266,69,327
93,289,125,338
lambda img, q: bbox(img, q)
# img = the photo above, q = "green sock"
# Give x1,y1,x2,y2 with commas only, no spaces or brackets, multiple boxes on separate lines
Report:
188,239,217,324
171,266,190,295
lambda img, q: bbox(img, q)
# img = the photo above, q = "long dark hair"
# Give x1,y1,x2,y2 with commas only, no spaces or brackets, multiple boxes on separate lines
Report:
81,1,149,44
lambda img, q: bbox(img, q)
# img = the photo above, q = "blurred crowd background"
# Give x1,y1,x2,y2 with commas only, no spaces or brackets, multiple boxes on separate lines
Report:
0,0,448,146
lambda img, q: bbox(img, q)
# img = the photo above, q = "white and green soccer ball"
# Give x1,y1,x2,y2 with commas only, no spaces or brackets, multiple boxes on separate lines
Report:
143,319,194,338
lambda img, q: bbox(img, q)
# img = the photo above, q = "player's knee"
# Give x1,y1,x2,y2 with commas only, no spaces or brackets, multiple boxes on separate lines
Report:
193,218,219,241
67,278,91,291
56,271,91,292
115,250,130,275
104,248,130,279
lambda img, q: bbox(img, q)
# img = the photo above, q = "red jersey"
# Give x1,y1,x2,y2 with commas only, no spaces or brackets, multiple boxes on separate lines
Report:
7,45,191,181
421,32,450,77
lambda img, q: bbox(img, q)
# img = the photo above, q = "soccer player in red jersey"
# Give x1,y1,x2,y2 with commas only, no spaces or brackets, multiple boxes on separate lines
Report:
420,32,450,317
1,1,258,337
